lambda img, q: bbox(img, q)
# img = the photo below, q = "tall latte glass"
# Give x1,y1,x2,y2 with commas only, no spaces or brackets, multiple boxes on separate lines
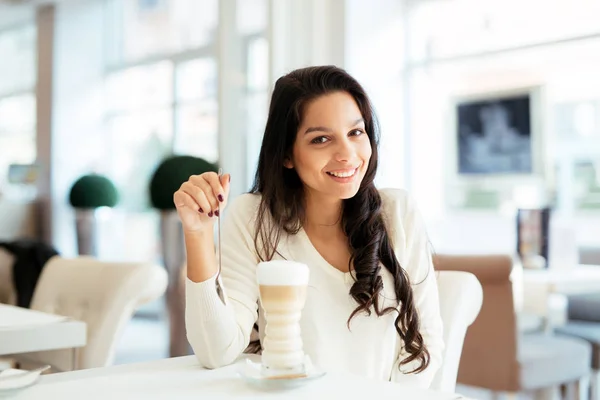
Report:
257,260,309,377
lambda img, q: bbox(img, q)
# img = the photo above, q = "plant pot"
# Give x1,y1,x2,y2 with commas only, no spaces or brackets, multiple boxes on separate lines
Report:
159,210,190,357
75,209,98,256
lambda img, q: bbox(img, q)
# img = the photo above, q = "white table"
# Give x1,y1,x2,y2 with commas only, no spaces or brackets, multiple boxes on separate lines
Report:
0,304,86,358
521,264,600,329
14,356,470,399
523,264,600,295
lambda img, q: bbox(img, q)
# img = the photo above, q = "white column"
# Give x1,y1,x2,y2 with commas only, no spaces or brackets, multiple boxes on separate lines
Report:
36,5,55,244
217,0,245,197
344,0,407,190
50,0,106,255
267,0,346,87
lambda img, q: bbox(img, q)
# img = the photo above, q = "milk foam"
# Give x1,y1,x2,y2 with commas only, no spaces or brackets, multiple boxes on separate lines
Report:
256,260,309,286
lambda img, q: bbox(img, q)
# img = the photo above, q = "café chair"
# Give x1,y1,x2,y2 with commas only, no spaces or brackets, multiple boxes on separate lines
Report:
16,256,167,371
431,270,483,393
434,254,592,399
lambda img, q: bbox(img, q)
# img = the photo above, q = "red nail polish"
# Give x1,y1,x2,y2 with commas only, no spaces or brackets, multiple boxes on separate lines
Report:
215,210,220,217
218,194,224,202
198,207,204,213
208,211,213,217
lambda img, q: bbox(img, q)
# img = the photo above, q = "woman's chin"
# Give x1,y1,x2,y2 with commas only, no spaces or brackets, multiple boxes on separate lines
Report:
334,184,362,200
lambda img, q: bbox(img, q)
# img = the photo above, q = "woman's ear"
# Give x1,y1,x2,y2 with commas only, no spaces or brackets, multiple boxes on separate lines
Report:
283,158,293,169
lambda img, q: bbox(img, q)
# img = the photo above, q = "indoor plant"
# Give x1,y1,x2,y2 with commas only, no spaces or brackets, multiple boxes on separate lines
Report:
149,155,217,357
69,174,119,256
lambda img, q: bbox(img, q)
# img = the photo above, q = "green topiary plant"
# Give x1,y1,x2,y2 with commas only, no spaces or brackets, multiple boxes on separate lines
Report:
149,155,218,210
69,174,119,209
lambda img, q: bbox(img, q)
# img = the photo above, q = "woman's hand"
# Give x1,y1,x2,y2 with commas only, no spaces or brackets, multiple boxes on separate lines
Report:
173,172,231,235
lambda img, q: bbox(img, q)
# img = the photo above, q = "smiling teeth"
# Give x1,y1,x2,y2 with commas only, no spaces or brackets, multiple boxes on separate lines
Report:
328,169,356,178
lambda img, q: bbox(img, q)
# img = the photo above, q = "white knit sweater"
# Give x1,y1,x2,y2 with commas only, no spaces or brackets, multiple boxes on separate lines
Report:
185,188,444,388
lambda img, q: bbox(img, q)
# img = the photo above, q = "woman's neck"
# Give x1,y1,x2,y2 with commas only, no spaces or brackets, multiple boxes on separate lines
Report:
303,191,344,237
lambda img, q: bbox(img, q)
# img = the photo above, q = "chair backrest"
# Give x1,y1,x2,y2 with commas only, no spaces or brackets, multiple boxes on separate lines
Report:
0,247,16,305
433,254,519,392
26,256,167,371
430,270,483,393
579,246,600,265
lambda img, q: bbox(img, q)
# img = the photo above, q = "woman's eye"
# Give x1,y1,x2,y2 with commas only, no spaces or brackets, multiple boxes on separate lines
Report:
350,129,365,137
311,136,328,144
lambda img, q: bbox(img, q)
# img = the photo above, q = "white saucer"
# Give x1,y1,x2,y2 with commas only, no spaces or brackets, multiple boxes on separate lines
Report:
236,357,326,390
0,369,43,397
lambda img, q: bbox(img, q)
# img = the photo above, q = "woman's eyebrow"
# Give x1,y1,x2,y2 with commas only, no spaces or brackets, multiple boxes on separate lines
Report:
304,118,365,135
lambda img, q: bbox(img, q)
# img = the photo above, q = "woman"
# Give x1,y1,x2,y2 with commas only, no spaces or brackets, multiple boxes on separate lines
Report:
175,66,444,388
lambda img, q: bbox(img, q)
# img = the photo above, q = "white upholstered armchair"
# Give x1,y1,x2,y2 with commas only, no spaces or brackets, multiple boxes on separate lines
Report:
18,256,167,371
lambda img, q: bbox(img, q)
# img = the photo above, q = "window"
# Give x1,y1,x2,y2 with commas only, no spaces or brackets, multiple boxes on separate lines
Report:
0,94,37,186
173,57,218,161
554,99,600,212
0,25,36,188
574,160,600,210
104,0,221,210
105,0,218,66
408,0,600,63
103,0,221,264
243,35,269,185
104,56,219,211
0,24,36,94
106,61,174,113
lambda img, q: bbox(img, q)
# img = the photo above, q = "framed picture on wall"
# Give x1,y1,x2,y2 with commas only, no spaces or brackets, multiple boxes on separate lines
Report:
448,86,545,179
445,86,546,210
457,93,533,175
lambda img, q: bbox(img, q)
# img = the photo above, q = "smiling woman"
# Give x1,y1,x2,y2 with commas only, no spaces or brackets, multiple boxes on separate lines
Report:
181,65,444,389
286,91,372,202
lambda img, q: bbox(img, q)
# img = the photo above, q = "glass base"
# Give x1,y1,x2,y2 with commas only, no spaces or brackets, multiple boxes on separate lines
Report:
236,356,325,390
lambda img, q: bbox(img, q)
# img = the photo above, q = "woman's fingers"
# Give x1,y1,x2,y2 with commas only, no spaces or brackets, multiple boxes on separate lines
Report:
221,174,231,204
201,172,226,207
174,190,202,213
181,181,213,214
175,171,231,221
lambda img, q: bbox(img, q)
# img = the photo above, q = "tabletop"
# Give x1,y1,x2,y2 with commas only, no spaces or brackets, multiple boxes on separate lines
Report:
523,264,600,294
0,304,86,356
15,355,471,399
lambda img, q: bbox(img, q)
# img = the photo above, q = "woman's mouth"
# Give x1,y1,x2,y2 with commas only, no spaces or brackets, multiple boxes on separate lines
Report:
326,167,359,182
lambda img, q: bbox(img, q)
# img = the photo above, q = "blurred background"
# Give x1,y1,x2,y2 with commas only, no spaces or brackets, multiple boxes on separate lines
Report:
1,0,600,398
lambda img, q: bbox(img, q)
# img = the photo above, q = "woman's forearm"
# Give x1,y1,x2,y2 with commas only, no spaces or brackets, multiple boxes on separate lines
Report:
185,230,218,283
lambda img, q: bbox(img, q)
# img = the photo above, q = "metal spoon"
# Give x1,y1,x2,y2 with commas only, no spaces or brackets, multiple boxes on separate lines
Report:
216,168,225,304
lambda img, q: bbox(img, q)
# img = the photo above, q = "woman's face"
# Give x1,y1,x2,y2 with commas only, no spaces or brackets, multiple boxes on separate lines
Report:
286,91,372,201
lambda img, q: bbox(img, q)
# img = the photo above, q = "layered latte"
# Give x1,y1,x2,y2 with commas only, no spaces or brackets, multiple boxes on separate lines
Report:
257,260,309,377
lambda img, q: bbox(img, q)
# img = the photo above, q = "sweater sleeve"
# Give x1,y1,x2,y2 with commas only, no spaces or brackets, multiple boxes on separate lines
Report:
185,194,261,368
382,189,444,388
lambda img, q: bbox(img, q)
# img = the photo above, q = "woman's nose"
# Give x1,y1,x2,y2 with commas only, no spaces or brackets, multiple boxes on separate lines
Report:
334,138,355,162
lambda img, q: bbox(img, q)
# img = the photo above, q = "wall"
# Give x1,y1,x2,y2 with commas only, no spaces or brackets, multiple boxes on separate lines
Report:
410,37,600,252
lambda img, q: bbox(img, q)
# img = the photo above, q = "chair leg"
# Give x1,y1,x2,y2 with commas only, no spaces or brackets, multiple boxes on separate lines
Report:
532,387,561,400
565,376,590,400
591,370,600,400
491,393,518,400
579,375,591,400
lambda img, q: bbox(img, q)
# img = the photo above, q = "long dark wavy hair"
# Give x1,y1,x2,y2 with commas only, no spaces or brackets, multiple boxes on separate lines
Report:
249,66,429,374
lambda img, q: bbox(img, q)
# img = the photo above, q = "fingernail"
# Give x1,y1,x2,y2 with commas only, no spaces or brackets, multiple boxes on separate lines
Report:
218,194,224,202
228,175,231,183
198,207,204,213
208,211,213,217
215,210,220,217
